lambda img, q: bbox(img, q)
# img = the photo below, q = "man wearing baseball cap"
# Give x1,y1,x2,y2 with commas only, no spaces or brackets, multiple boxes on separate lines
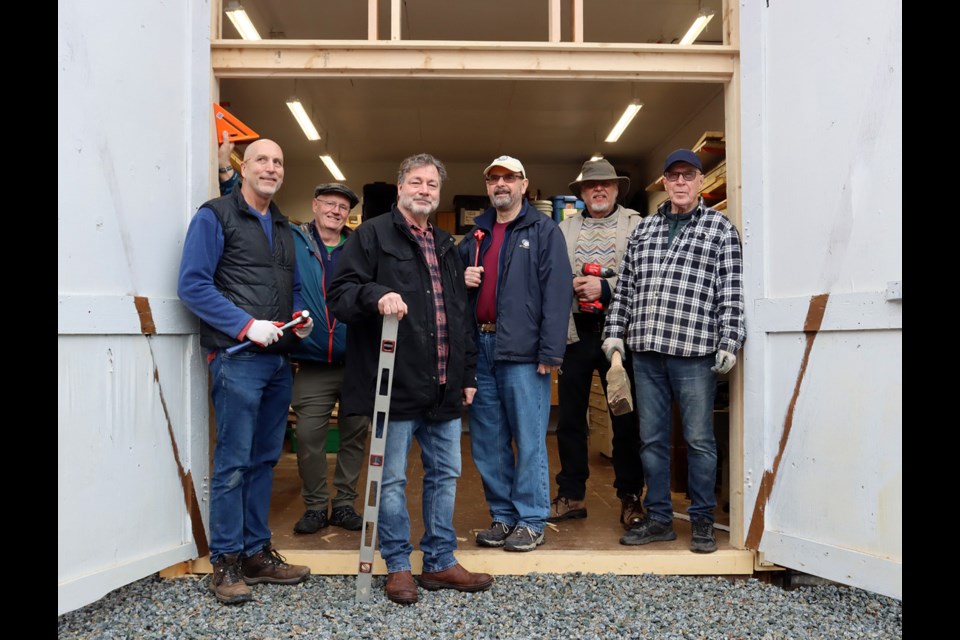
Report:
288,183,371,537
602,148,744,554
459,155,572,552
550,158,646,532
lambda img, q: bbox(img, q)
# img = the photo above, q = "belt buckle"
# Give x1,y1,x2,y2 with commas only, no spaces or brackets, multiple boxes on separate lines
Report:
479,322,496,333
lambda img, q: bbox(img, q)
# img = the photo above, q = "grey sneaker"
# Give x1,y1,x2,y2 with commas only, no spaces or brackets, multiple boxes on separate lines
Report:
620,516,677,546
476,521,513,548
503,526,545,552
690,519,718,553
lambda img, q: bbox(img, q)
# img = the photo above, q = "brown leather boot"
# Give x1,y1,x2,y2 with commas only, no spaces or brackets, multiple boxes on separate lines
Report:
385,570,419,604
209,554,253,605
241,543,310,585
619,494,645,530
547,496,587,522
419,563,494,592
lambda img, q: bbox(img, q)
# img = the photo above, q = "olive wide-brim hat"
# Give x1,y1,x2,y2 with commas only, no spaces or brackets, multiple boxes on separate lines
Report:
568,158,630,198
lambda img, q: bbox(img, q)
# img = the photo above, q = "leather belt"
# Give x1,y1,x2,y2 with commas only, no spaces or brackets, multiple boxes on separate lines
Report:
478,322,497,333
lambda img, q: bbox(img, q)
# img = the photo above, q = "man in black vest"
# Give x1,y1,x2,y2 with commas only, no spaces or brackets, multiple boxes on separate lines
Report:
178,139,313,604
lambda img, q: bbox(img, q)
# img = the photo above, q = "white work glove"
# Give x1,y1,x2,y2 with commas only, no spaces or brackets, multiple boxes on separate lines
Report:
711,349,736,374
601,337,625,362
246,320,283,347
292,311,314,339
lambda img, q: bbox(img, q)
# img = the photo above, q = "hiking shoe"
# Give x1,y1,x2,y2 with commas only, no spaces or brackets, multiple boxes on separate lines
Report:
619,493,645,530
503,526,545,552
241,543,310,585
547,496,587,523
330,505,363,531
620,516,677,546
208,554,252,605
475,521,513,548
293,509,328,534
690,519,718,554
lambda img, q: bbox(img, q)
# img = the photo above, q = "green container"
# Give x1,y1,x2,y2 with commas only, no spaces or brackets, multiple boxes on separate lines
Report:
326,426,340,453
286,426,340,453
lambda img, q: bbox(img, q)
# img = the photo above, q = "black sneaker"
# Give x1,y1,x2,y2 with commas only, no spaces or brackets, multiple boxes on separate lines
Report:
503,526,545,552
690,519,718,553
475,521,513,548
330,505,363,531
619,516,677,545
293,509,328,534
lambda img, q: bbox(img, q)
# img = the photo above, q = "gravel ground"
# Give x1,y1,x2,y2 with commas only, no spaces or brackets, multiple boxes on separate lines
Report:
59,573,901,639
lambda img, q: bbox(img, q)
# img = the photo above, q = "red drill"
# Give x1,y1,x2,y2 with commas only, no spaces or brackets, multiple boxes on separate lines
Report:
577,263,615,314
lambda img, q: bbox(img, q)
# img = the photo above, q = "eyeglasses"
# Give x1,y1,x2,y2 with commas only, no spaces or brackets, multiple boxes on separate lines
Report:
663,170,700,182
485,173,524,185
315,198,351,213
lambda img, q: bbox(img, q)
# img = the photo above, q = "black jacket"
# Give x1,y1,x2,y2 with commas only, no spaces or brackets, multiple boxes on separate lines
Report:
328,207,477,420
199,188,296,353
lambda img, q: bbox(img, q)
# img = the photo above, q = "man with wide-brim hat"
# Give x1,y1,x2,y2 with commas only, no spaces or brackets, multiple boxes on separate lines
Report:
549,157,646,535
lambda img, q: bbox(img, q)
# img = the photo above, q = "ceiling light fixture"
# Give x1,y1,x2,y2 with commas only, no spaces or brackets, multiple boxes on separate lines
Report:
285,100,321,141
320,155,346,181
225,2,262,41
678,10,715,45
605,102,643,143
589,154,604,161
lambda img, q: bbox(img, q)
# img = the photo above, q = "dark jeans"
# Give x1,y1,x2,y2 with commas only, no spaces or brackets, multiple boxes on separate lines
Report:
555,316,644,500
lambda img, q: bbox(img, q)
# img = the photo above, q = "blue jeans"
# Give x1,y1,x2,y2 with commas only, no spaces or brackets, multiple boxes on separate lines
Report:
378,416,461,574
469,332,551,533
632,351,717,524
208,350,292,561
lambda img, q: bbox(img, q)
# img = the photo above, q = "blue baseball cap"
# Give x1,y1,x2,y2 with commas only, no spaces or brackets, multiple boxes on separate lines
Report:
663,149,702,173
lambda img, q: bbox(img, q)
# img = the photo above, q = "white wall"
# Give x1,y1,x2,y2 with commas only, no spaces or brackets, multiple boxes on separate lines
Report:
740,0,902,599
58,0,212,614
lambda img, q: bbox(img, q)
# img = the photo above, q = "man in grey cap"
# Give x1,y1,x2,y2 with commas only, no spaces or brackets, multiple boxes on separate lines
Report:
603,148,744,554
289,183,370,535
550,158,645,532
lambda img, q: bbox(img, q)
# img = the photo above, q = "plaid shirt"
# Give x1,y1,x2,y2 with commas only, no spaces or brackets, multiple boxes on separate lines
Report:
604,199,745,357
407,221,449,385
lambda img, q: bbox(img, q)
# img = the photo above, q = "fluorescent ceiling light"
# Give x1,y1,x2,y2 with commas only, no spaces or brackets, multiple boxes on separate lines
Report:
589,154,604,161
605,103,643,143
225,4,262,41
286,100,321,141
679,11,715,45
320,155,346,181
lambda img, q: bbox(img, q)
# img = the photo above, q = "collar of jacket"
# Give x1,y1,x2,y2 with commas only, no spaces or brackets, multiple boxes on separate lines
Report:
232,186,287,226
474,200,539,232
656,196,705,220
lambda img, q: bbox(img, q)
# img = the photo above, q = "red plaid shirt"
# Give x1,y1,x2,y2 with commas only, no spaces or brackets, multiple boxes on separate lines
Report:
407,221,449,385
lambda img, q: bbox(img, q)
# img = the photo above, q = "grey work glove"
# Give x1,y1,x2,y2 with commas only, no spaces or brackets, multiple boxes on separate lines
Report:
246,320,283,347
711,349,736,374
601,337,625,362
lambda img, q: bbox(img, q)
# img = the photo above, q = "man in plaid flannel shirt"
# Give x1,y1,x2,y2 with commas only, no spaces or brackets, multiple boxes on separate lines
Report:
602,148,745,554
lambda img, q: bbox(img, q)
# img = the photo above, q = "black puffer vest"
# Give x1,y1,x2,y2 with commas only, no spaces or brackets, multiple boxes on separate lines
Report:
199,189,297,353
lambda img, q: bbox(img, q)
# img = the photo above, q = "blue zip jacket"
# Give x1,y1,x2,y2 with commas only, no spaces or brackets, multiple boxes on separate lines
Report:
458,201,572,366
289,222,349,364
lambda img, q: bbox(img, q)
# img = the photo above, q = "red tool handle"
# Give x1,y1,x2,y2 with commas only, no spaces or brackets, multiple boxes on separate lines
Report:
472,229,486,267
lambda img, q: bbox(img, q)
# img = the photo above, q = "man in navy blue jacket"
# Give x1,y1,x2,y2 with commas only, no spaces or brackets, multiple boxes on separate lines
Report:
458,155,572,552
289,184,369,536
